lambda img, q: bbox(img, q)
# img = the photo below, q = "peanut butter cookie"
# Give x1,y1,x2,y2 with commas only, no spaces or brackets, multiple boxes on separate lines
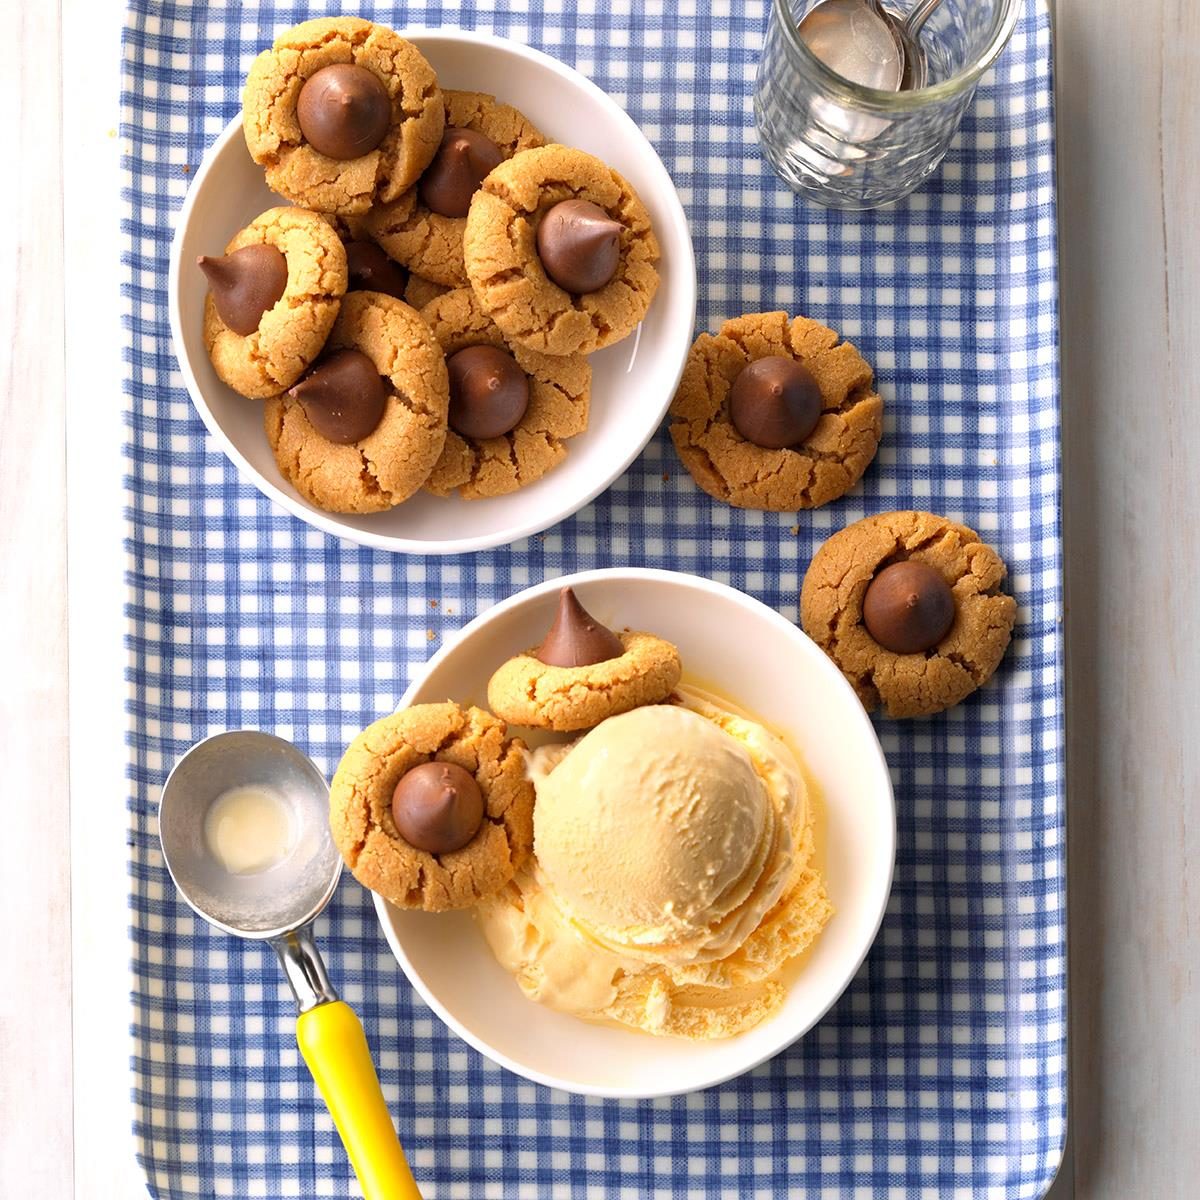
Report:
669,311,884,511
264,291,449,514
800,510,1018,718
419,288,591,500
403,273,449,310
201,207,347,400
363,90,545,288
329,702,535,912
487,587,682,732
463,144,659,356
243,17,444,216
320,213,370,242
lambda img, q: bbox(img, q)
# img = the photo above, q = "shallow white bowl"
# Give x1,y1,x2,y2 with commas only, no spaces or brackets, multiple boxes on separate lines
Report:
377,569,895,1097
168,31,696,555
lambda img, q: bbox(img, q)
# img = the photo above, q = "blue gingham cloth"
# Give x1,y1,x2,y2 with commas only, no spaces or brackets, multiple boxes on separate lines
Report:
121,2,1064,1196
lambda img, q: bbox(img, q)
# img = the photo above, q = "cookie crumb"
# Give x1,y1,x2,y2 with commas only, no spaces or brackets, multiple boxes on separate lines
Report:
662,472,670,482
790,525,800,536
426,629,436,642
429,599,438,609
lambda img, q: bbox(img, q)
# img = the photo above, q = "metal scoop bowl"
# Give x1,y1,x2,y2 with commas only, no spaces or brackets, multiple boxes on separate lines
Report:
159,730,422,1200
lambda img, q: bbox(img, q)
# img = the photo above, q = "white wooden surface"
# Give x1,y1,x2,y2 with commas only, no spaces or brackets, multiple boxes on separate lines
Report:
1057,0,1199,1196
0,2,72,1198
1,0,1196,1196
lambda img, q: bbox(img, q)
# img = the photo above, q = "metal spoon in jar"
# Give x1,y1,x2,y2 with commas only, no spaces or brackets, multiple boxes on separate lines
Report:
797,0,945,92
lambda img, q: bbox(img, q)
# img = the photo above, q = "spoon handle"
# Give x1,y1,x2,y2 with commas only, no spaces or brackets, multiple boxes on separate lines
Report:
297,1000,424,1200
902,0,945,37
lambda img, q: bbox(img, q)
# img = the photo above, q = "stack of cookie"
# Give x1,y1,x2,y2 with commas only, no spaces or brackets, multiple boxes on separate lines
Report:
197,16,660,514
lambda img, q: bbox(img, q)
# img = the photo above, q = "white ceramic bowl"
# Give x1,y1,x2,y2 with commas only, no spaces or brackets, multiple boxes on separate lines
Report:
168,31,696,555
377,569,895,1097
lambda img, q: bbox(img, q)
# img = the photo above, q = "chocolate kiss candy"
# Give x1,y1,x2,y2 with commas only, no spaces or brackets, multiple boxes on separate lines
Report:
419,128,504,218
288,348,388,445
536,587,625,668
296,63,392,160
729,356,822,449
197,244,288,336
447,345,530,440
863,561,956,655
345,241,408,299
391,761,484,855
535,199,623,294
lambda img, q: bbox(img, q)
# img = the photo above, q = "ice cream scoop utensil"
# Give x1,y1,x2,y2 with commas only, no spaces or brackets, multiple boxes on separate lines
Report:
159,730,423,1200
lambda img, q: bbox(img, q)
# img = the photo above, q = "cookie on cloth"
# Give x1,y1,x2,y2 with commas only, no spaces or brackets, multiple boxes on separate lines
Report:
201,207,348,400
330,702,535,912
243,16,444,215
420,288,591,500
487,588,682,733
363,89,546,288
800,510,1018,718
264,291,449,514
463,144,659,356
669,311,883,511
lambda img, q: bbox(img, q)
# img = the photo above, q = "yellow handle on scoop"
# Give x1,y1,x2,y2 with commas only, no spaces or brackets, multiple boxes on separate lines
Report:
296,1000,423,1200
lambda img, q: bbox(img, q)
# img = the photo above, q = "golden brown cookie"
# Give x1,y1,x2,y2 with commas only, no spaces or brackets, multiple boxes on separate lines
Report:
202,207,347,399
463,144,659,356
243,17,444,216
320,213,370,242
363,90,546,288
264,291,449,513
488,632,683,733
420,288,590,500
800,510,1018,718
329,703,535,911
404,273,449,309
669,311,884,511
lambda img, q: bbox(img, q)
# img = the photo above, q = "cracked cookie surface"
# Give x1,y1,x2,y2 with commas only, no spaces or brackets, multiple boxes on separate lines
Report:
264,291,449,513
203,207,348,399
243,16,444,215
800,510,1018,718
363,90,545,288
669,311,883,511
404,273,449,309
420,287,591,499
329,702,535,911
487,631,682,732
463,144,659,356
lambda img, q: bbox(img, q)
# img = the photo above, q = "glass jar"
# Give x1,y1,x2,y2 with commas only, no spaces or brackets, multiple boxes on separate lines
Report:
754,0,1023,210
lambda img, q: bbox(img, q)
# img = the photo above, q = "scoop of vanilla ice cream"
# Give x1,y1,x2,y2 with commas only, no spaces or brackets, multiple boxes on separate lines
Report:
531,704,794,965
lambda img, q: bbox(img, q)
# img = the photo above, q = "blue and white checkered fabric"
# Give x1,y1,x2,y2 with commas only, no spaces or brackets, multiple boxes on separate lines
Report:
121,2,1064,1196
